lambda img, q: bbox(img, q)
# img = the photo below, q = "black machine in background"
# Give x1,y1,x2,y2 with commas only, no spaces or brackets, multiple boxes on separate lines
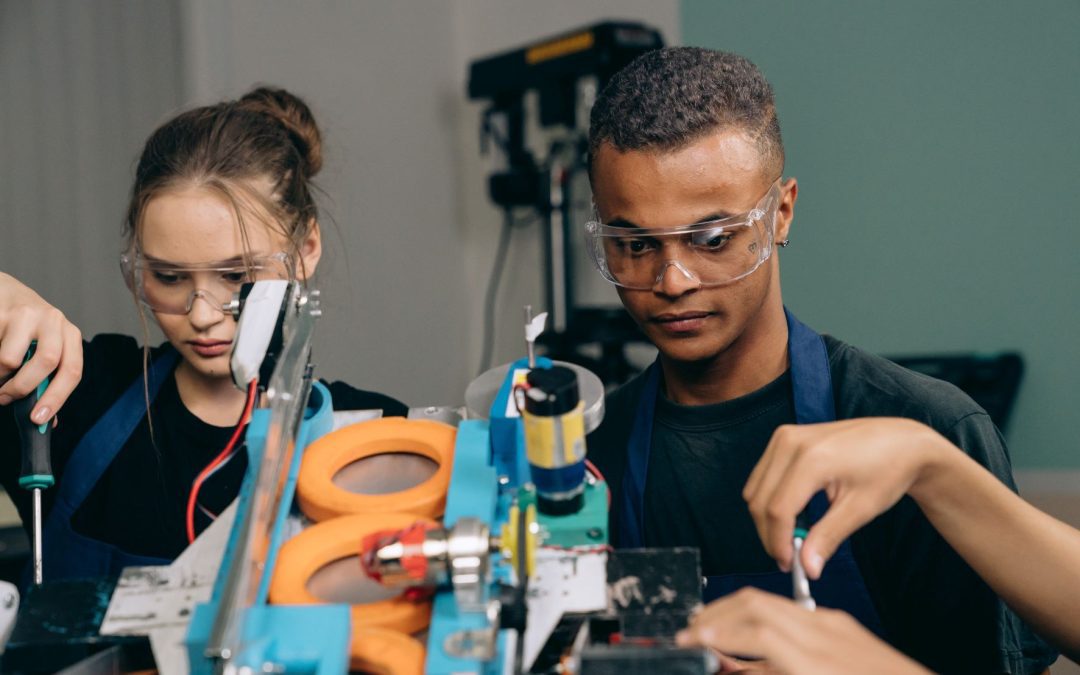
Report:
469,21,664,385
888,351,1024,434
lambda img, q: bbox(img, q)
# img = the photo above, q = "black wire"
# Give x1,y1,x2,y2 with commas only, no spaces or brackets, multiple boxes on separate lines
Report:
477,209,517,377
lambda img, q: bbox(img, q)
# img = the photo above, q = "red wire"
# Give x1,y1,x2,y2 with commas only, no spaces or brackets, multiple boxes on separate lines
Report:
584,458,611,509
185,379,258,544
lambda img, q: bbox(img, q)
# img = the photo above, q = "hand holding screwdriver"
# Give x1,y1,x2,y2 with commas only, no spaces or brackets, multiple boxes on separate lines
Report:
744,419,941,579
0,271,83,420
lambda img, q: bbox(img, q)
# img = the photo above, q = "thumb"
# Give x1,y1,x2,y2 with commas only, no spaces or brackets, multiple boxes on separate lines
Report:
801,496,874,578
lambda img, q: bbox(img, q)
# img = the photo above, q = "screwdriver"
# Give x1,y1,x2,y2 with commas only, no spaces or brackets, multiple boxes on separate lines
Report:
791,509,816,610
12,343,54,585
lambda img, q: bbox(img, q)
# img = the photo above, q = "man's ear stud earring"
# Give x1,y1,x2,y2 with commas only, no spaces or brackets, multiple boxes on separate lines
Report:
779,239,790,248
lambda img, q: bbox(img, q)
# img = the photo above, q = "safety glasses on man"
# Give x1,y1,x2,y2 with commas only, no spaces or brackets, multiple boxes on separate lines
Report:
119,251,293,315
585,182,780,290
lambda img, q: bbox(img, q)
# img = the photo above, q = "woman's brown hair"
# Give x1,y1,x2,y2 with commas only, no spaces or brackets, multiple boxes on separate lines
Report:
123,86,323,271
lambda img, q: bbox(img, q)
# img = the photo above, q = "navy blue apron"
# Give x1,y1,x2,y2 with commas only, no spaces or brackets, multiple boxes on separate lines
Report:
36,348,180,582
617,309,885,636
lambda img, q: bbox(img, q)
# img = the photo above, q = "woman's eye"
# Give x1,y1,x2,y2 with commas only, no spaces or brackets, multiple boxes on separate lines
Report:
221,270,250,284
151,271,184,285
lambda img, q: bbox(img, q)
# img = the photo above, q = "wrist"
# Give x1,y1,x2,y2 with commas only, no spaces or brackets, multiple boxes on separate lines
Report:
907,425,961,507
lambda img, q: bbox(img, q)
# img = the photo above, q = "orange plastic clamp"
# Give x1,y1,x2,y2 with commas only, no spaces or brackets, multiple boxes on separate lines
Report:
297,418,456,522
268,512,436,645
352,627,426,675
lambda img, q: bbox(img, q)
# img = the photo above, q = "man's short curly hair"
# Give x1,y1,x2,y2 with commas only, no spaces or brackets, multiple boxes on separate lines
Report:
589,47,784,179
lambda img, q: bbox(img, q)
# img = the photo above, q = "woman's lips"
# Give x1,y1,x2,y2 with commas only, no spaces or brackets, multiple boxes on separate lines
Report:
652,311,711,333
188,340,232,357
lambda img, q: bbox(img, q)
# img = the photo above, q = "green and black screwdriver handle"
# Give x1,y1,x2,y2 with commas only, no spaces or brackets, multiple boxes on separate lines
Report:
12,342,54,585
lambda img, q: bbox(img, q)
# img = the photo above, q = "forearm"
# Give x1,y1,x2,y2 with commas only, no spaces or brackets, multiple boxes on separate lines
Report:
912,443,1080,659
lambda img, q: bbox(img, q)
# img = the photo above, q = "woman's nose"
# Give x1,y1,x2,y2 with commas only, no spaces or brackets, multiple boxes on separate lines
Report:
186,290,226,330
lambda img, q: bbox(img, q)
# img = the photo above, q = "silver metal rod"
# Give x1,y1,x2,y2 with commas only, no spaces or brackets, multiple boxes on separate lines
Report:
32,487,43,585
524,305,535,368
791,537,816,611
547,163,568,333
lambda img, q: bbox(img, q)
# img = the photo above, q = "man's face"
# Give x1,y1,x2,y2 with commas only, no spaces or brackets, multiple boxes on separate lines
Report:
590,128,795,365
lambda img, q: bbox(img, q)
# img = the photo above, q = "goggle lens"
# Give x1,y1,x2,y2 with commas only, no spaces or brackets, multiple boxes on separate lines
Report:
123,253,292,314
586,184,780,290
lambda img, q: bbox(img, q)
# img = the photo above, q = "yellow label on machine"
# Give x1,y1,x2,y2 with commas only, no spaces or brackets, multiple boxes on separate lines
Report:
523,401,585,468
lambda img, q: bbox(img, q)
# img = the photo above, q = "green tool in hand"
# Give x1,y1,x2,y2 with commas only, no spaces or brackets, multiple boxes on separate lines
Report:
12,342,54,585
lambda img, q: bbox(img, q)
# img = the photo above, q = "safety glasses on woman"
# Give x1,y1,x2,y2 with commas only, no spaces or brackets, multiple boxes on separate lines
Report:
120,251,293,315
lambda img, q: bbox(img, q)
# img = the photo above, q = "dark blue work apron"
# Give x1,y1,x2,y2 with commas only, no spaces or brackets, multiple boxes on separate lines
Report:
617,309,885,636
35,348,180,582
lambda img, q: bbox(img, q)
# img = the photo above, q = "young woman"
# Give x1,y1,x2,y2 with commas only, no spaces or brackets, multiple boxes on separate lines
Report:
0,87,406,580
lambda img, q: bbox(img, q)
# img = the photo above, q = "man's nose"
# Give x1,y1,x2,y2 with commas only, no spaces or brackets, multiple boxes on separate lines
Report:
652,260,701,297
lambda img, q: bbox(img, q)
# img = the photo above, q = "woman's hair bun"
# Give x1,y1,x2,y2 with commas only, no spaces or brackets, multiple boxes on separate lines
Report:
239,86,323,176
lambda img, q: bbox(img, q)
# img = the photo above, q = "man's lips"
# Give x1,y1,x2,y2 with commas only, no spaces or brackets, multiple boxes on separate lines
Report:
651,311,712,332
188,340,232,357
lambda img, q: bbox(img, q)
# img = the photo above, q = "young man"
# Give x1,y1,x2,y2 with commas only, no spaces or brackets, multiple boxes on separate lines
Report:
584,47,1055,674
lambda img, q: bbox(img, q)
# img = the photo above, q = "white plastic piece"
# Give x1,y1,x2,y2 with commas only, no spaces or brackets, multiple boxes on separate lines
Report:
525,312,548,343
0,580,19,654
523,549,608,670
101,502,237,675
230,280,290,389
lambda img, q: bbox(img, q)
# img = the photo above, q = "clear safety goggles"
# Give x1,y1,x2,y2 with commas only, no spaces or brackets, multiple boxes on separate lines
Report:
120,251,293,315
585,183,781,290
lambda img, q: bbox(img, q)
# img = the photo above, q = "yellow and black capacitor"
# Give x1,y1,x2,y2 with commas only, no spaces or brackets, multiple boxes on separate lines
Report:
521,366,586,515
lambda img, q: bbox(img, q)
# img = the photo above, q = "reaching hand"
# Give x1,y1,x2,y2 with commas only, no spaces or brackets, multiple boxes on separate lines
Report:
676,587,930,675
742,418,949,578
0,272,83,425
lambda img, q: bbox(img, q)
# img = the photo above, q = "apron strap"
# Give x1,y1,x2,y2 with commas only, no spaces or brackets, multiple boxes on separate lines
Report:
785,307,836,425
618,362,661,549
55,347,179,511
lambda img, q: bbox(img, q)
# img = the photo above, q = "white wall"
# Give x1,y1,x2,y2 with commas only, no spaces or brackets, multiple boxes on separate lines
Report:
1,1,677,408
178,0,469,405
0,0,184,341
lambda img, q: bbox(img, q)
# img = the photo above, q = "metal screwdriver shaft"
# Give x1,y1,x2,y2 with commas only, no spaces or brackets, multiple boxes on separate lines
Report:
12,343,54,585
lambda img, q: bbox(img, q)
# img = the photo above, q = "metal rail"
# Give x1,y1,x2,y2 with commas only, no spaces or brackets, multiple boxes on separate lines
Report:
203,285,320,670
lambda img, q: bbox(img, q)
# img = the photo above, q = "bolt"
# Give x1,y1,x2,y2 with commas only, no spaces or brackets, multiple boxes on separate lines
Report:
587,527,603,540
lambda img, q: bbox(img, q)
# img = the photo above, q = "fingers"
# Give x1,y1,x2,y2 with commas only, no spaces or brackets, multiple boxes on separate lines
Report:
33,321,83,424
798,493,877,578
0,309,45,402
0,307,83,423
745,425,821,571
676,588,807,659
677,589,904,675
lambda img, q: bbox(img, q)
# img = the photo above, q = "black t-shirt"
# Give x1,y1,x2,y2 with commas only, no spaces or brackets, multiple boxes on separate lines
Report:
0,334,407,560
587,334,1056,675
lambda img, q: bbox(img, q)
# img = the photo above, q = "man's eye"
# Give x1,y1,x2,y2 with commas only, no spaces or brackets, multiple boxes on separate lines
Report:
618,238,655,254
692,229,733,250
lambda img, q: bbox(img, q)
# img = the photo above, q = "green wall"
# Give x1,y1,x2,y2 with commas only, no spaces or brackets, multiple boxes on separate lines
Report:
682,1,1080,468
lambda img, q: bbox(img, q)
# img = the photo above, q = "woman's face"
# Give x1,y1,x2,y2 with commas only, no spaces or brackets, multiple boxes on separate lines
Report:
137,184,321,382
